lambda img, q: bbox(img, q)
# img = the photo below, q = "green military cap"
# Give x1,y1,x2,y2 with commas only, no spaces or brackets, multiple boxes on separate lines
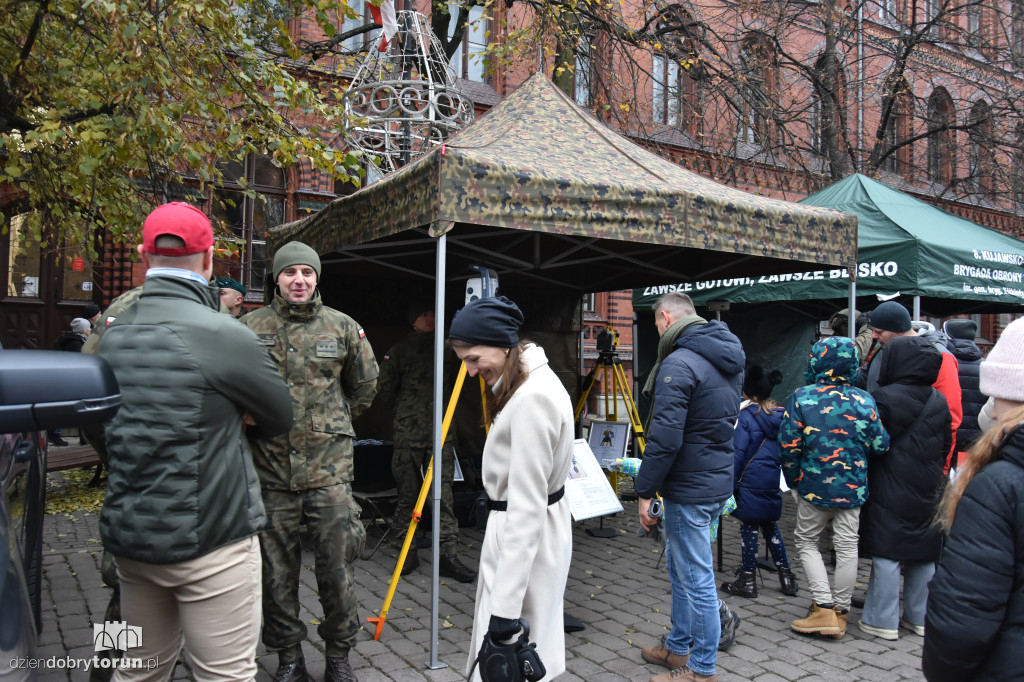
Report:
215,276,246,296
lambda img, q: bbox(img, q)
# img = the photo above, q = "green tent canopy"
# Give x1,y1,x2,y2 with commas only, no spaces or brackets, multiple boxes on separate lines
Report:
269,73,856,294
634,173,1024,313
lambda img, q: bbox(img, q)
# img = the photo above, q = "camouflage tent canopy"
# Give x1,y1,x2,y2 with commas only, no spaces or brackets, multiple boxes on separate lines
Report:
269,72,856,296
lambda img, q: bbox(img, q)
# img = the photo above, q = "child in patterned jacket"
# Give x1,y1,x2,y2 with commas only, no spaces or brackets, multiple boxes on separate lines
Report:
779,336,890,639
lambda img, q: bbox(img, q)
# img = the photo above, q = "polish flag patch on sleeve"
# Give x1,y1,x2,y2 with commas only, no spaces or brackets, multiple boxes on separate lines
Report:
358,327,366,338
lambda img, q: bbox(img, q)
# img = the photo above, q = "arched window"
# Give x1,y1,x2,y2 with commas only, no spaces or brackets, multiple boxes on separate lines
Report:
737,35,776,146
651,8,700,133
926,88,955,183
212,154,288,300
969,100,994,193
883,82,913,176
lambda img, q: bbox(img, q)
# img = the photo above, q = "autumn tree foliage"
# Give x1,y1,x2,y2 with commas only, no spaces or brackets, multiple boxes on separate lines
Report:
1,0,364,254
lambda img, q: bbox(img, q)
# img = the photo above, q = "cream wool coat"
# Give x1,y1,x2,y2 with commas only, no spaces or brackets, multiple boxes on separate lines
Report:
466,343,574,682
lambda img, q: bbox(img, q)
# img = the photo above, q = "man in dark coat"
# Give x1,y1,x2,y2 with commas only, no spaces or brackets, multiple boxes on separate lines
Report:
944,318,984,464
636,292,744,682
859,335,952,640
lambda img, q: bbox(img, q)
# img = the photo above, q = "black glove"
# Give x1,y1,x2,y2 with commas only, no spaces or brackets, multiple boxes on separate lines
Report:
488,615,522,643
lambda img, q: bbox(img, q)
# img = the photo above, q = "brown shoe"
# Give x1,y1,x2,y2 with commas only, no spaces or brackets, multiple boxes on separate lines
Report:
829,608,848,639
650,667,717,682
791,601,841,636
641,643,689,670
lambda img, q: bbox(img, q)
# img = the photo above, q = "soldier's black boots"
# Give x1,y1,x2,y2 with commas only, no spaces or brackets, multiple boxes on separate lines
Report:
325,655,358,682
722,570,758,598
272,651,309,682
439,553,477,583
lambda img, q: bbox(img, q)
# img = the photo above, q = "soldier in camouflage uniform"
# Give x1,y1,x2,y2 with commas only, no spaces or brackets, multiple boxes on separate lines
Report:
375,303,476,582
779,336,890,638
242,241,378,682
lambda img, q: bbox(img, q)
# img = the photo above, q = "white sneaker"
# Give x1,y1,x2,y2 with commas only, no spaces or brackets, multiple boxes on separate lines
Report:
900,618,925,637
857,620,899,640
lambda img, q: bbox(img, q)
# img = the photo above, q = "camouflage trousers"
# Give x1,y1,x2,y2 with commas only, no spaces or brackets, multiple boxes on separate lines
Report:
260,484,365,658
391,443,459,554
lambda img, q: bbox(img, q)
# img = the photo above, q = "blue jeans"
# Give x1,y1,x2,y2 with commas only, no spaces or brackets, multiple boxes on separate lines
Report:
663,500,726,676
861,557,935,630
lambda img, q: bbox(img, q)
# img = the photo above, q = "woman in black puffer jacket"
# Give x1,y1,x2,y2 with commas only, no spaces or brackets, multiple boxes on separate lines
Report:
923,336,1024,682
859,335,952,640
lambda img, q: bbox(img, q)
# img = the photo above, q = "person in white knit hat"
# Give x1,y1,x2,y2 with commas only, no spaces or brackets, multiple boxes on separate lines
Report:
976,317,1024,433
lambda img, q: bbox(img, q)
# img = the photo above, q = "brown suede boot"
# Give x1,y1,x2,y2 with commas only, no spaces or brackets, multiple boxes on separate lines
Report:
641,643,689,670
829,608,848,639
791,601,841,636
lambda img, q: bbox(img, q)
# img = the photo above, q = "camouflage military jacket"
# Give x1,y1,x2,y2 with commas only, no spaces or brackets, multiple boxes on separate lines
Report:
243,291,379,491
376,331,456,449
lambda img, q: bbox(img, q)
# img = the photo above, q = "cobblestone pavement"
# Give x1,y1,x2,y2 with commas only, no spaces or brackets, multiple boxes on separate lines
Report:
37,479,926,682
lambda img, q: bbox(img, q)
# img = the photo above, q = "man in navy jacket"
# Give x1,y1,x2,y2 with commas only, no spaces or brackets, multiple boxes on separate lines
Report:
636,292,744,682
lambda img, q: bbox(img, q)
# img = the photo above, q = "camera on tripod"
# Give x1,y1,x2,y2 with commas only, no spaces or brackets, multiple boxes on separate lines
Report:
595,326,618,352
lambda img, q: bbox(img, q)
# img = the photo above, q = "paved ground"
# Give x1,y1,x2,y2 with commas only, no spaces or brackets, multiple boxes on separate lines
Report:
36,470,927,682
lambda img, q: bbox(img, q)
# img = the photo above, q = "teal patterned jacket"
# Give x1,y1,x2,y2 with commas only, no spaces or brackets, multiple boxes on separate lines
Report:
779,336,890,508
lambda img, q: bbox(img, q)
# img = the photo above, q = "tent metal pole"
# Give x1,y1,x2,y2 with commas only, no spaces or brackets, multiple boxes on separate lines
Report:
848,281,857,334
427,233,447,670
913,296,921,321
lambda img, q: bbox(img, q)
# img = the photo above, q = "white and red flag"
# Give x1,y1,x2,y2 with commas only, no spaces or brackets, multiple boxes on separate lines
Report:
368,0,398,52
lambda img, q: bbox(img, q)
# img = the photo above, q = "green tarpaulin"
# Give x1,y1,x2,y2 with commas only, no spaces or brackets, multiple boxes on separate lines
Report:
634,173,1024,311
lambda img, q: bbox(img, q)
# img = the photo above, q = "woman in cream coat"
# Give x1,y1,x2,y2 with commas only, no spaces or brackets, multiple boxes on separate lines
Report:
449,296,574,682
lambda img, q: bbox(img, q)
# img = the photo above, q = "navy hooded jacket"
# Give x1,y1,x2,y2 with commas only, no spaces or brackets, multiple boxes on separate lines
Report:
733,404,785,523
635,320,744,504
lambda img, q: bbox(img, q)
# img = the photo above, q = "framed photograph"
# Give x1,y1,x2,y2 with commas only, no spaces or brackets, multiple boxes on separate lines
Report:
587,420,631,469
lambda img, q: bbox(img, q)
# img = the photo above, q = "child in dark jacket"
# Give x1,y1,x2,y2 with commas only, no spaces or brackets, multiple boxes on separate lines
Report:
722,365,798,599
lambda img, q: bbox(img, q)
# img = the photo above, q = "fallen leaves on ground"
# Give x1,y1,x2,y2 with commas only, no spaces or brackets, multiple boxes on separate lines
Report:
45,468,105,515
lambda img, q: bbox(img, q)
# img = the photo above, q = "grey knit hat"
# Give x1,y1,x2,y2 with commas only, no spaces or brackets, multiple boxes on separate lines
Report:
71,318,91,335
273,241,321,280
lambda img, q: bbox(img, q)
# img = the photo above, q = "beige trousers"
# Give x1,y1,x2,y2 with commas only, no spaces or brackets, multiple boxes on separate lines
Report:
112,536,261,682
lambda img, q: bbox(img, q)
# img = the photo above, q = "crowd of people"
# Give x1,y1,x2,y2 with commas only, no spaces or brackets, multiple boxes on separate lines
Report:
67,202,1022,682
638,291,1020,682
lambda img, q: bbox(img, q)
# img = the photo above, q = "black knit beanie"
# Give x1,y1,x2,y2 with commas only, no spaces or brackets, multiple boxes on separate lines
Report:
448,296,524,348
743,366,783,401
869,301,912,333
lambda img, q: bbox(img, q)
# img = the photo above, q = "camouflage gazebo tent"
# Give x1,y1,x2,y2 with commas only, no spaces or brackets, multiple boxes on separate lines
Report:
269,73,856,297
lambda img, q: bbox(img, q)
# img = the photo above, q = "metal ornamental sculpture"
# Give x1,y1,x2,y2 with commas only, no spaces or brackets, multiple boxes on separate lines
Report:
343,10,475,174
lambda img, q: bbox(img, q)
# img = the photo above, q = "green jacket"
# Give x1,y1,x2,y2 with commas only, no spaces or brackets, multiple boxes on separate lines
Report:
243,291,379,491
98,274,293,564
376,331,456,449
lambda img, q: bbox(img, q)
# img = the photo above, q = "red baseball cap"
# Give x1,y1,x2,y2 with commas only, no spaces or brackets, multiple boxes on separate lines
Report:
142,202,214,256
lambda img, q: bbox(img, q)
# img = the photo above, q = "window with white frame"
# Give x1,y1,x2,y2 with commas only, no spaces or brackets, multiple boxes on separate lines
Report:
448,4,488,82
340,0,382,52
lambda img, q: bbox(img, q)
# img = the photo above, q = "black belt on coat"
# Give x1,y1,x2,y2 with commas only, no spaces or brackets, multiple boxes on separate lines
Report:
486,486,565,512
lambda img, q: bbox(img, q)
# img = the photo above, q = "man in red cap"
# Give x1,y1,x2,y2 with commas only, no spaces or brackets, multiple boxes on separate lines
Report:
97,202,294,682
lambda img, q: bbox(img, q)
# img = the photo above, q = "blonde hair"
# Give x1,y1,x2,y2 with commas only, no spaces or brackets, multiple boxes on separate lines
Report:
747,396,779,413
935,403,1024,532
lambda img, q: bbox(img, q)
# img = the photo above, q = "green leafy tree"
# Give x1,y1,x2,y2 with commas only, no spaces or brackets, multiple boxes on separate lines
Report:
1,0,363,256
